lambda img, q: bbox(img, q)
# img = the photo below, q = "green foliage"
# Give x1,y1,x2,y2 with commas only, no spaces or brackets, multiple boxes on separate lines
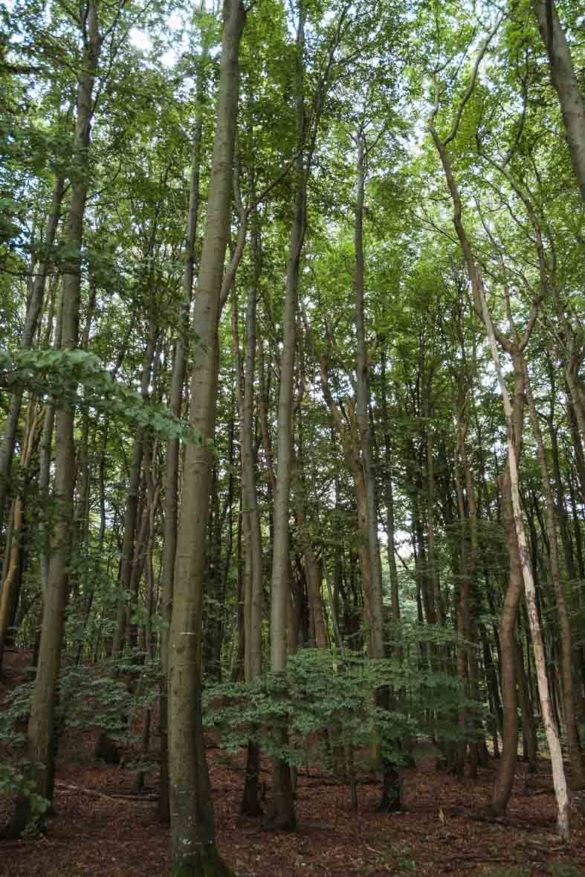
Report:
0,654,160,775
0,763,49,828
204,648,478,775
0,682,50,825
547,866,584,877
0,349,200,443
60,655,160,746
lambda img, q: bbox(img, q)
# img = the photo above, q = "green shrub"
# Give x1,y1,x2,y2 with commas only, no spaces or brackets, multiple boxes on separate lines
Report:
203,647,479,779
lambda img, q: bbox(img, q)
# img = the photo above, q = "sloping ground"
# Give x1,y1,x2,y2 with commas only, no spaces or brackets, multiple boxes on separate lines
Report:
2,739,585,876
1,651,584,876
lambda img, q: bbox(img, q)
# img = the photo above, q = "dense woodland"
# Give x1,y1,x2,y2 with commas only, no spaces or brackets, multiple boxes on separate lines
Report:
1,0,585,874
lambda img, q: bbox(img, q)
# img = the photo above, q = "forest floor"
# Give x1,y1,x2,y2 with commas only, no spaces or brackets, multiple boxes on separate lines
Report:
1,651,585,877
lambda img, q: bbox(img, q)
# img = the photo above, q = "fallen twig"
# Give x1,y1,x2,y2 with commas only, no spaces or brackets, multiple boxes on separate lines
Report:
55,781,157,803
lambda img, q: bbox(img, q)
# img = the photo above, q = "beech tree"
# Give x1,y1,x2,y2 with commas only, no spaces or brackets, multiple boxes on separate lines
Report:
166,1,245,873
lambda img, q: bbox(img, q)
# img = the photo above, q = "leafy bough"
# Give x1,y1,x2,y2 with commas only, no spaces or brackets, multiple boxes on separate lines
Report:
203,649,481,786
0,348,200,443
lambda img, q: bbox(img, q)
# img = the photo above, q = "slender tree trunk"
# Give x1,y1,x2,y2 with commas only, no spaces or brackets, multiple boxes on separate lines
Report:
354,132,401,811
0,177,65,539
232,214,265,816
159,42,206,820
479,267,569,839
111,324,157,657
513,640,537,771
293,441,328,651
353,132,384,659
320,363,374,641
454,411,478,776
532,0,585,202
7,2,101,836
492,359,525,815
0,401,38,667
266,3,307,832
524,360,584,785
167,2,245,873
379,345,400,621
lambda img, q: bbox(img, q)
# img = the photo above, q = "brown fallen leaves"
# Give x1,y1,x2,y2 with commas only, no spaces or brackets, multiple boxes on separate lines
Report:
1,731,585,877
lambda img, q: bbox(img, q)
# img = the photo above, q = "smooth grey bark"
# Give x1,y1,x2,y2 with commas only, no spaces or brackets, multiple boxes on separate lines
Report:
353,129,403,812
379,344,400,621
240,227,263,687
232,224,264,814
159,39,206,819
524,360,584,786
166,2,245,873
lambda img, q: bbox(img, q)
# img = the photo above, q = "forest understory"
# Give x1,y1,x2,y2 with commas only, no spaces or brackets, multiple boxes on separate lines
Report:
1,651,584,877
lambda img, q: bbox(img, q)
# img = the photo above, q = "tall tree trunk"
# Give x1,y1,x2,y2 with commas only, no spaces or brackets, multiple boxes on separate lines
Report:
233,214,265,817
167,2,245,873
379,344,400,621
320,363,374,644
0,401,39,667
354,131,401,812
524,360,584,786
514,639,537,771
491,353,525,815
353,131,384,659
293,437,328,652
8,1,101,836
532,0,585,202
266,2,307,832
159,41,205,820
454,409,478,776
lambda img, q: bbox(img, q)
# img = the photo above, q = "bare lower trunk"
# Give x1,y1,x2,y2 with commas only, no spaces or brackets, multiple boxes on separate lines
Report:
492,455,524,813
379,345,400,621
167,3,245,873
111,325,157,657
232,209,264,815
353,131,384,659
159,40,206,821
